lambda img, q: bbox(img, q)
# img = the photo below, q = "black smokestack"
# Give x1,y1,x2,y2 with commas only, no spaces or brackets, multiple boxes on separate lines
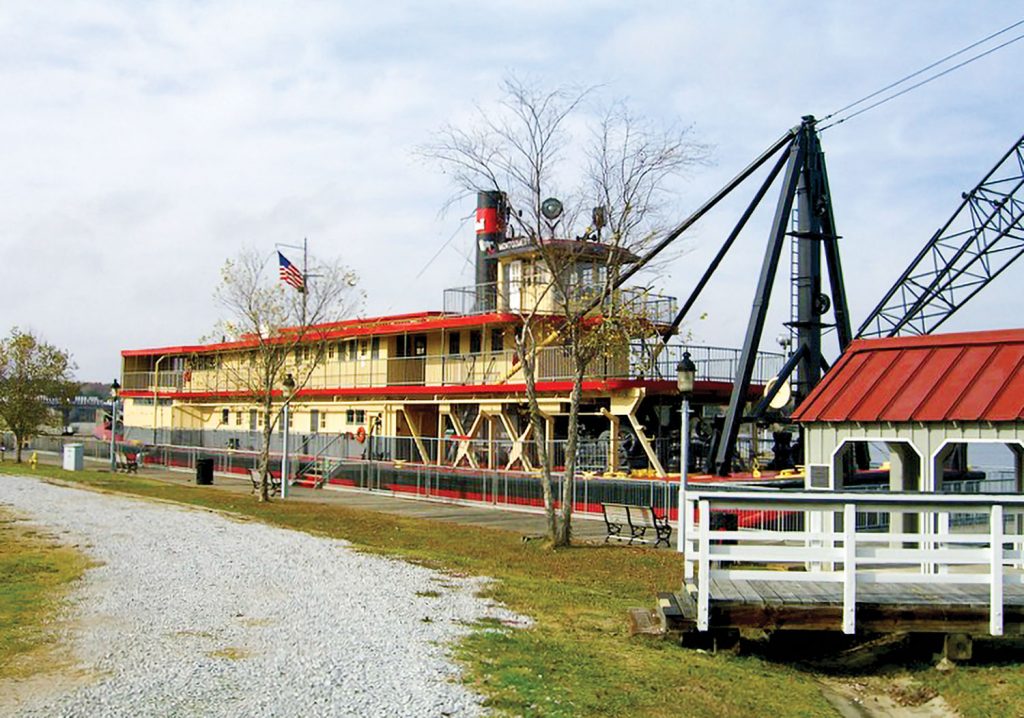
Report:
474,191,507,312
475,190,506,288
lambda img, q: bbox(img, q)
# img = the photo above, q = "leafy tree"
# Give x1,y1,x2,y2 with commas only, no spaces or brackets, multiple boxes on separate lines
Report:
0,328,78,462
422,77,709,545
213,247,361,501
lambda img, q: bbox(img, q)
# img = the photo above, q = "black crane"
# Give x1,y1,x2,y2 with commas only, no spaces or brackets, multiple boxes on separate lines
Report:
582,121,1024,476
579,116,852,475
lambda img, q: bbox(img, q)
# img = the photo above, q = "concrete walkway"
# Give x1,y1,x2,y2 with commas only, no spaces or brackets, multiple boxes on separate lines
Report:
29,451,628,546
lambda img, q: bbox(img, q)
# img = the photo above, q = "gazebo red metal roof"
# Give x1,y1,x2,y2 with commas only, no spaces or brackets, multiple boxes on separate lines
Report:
792,329,1024,424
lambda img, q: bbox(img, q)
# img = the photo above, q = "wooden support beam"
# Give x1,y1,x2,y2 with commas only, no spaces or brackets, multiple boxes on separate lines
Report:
449,412,484,470
498,412,534,472
398,407,431,465
599,408,620,473
436,410,446,464
487,415,494,470
622,389,666,478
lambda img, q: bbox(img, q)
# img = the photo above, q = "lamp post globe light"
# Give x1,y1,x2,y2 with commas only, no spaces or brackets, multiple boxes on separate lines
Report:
676,353,696,555
109,379,121,472
280,373,296,499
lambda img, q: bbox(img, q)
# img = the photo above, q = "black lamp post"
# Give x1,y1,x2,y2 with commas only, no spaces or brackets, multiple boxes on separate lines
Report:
676,352,696,554
280,373,295,499
109,379,121,472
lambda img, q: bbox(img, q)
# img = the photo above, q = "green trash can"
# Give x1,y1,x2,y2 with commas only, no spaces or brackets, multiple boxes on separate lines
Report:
196,458,214,485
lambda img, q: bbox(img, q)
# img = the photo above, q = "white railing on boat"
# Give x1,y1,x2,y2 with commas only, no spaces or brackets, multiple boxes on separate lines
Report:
680,489,1024,636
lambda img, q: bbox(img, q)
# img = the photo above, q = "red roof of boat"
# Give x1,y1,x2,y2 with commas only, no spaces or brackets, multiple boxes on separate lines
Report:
121,311,519,357
792,329,1024,423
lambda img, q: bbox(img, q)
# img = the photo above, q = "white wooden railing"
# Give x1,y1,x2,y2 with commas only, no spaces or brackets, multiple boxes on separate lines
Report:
681,490,1024,636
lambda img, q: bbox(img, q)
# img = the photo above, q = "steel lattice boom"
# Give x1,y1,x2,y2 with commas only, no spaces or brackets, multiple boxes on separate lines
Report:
858,132,1024,338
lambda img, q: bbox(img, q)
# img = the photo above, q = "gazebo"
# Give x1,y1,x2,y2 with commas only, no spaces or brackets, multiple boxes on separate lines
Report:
669,329,1024,642
792,329,1024,497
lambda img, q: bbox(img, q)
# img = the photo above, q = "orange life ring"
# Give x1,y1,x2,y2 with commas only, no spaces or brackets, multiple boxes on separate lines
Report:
356,426,367,443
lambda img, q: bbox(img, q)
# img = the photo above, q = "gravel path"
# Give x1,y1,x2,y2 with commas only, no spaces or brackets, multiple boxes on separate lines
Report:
0,475,525,717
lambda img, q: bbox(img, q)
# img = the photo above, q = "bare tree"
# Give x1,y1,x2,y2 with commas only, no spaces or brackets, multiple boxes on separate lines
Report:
0,328,77,463
421,77,709,545
213,248,361,501
424,77,591,235
540,103,711,544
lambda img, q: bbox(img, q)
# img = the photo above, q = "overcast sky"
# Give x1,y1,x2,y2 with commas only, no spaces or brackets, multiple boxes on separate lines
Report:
2,2,1022,380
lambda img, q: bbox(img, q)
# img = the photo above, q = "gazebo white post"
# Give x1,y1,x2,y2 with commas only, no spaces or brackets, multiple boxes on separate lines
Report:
1013,444,1024,551
922,445,940,574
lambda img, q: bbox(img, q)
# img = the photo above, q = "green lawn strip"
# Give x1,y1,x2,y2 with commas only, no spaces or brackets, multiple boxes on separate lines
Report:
0,505,89,679
1,464,840,715
914,637,1024,718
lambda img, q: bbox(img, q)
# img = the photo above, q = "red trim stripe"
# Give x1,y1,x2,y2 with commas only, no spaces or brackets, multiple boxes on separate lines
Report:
120,378,756,401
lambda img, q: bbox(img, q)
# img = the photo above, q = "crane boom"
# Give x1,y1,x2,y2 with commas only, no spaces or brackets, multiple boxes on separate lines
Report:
857,132,1024,338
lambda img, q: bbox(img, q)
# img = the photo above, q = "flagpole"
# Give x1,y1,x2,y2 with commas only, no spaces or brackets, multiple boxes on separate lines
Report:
273,239,310,502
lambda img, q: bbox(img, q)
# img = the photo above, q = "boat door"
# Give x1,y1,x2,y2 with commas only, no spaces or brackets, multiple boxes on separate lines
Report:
507,260,522,312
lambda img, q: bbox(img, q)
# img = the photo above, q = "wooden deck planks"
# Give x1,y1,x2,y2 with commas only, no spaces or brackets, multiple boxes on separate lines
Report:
698,569,1024,638
709,576,1024,607
805,581,842,604
731,579,767,605
747,579,787,605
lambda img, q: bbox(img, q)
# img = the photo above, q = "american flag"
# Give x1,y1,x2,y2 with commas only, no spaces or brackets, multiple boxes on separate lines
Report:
278,251,305,291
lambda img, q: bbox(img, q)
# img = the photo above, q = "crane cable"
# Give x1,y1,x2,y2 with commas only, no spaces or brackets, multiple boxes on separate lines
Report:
819,19,1024,131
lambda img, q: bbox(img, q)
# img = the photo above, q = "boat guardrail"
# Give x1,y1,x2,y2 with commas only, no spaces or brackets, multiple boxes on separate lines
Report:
120,343,784,395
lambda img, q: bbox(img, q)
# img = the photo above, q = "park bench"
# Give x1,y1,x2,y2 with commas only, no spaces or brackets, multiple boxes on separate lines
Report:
601,502,672,547
116,450,138,474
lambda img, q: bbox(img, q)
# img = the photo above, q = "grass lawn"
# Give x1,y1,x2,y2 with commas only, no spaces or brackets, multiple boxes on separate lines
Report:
0,504,89,680
3,461,1022,716
924,637,1024,718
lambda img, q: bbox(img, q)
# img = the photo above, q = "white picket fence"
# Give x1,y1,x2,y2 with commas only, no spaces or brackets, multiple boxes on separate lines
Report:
680,489,1024,635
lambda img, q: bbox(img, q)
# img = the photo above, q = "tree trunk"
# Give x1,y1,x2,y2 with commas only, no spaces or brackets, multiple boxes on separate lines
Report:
258,398,274,502
521,334,557,542
15,432,23,463
555,364,585,547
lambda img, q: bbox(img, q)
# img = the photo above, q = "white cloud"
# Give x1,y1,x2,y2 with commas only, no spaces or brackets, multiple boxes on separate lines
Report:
1,1,1022,377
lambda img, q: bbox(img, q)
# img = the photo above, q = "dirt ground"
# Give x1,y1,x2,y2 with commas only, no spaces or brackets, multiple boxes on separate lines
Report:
819,675,959,718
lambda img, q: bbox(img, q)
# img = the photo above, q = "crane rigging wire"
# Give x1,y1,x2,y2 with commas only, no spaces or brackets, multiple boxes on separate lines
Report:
821,18,1024,122
820,21,1024,131
416,19,1024,300
414,214,471,280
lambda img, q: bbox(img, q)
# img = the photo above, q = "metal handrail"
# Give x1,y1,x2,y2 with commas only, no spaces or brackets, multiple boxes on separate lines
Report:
443,280,679,323
294,431,350,488
121,342,785,394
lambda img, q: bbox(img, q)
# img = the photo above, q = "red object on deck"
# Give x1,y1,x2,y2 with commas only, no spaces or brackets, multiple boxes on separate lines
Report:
792,328,1024,423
